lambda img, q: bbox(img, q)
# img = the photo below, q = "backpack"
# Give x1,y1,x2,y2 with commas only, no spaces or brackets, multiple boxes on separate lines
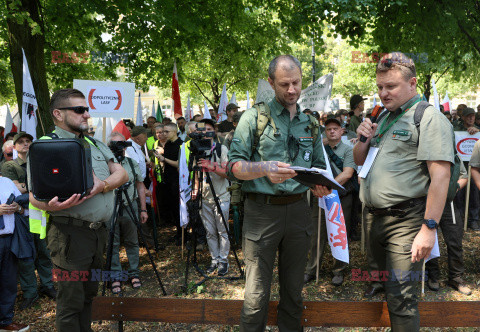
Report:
251,102,320,157
412,101,461,203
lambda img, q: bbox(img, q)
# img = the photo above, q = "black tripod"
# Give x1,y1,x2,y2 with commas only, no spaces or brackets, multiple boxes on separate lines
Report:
102,182,167,330
184,166,244,291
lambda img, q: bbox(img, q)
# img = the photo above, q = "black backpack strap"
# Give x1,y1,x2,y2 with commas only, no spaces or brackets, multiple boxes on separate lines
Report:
46,132,60,139
324,144,343,177
125,157,138,199
413,101,431,137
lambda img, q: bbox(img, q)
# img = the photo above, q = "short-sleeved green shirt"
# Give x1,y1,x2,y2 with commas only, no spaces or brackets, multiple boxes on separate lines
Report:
1,157,27,184
27,126,117,223
120,157,143,202
327,141,357,176
360,95,455,208
227,98,326,195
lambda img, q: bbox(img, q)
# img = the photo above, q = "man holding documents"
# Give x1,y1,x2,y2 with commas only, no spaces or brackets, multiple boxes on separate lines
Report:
227,55,330,331
304,117,357,286
354,52,454,332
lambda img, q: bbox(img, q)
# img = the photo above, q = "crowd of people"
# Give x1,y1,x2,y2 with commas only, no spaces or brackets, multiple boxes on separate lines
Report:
1,52,480,332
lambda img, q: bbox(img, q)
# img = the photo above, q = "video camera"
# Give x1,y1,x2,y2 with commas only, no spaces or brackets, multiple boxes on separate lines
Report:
188,122,215,159
108,140,132,162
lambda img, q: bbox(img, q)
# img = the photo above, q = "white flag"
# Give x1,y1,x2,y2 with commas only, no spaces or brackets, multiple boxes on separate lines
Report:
432,79,440,111
93,118,104,141
229,92,237,105
135,92,143,125
255,79,275,104
151,100,156,118
425,234,440,262
246,91,251,109
217,83,228,122
179,144,191,227
21,49,38,139
185,94,192,121
203,100,212,119
318,139,349,264
93,117,117,143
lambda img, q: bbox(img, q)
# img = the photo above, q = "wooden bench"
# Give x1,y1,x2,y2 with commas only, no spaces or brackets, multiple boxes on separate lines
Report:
92,297,480,327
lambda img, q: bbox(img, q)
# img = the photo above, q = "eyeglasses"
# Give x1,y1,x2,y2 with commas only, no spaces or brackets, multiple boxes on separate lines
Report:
5,153,13,157
287,134,299,161
56,106,90,114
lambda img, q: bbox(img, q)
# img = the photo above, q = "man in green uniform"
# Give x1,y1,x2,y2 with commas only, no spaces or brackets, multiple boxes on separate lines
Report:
2,132,56,309
228,55,331,331
347,94,366,133
28,88,128,332
454,107,479,133
304,118,357,286
354,53,454,331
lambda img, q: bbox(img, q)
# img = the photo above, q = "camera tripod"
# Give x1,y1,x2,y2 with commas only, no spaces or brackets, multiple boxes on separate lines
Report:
102,182,167,330
183,165,244,291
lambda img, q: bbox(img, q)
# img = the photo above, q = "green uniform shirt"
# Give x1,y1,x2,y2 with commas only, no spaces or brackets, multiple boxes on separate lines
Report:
453,122,480,131
120,157,143,202
1,156,27,184
27,126,117,223
360,95,455,208
348,114,362,133
227,98,326,195
327,141,357,176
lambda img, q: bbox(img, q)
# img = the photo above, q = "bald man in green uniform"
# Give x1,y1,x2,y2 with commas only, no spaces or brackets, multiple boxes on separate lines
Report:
228,55,330,332
28,89,128,332
354,53,454,332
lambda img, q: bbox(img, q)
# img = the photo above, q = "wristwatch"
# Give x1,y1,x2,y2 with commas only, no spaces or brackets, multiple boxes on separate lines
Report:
423,219,438,229
102,180,110,193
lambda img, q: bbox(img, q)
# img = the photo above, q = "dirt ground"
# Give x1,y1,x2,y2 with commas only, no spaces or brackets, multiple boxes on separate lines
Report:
13,222,480,331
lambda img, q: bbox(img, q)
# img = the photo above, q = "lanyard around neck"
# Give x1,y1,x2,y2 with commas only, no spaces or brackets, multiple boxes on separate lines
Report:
375,99,421,144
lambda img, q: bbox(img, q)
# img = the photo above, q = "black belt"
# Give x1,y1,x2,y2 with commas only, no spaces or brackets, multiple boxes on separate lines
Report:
0,233,12,238
50,216,105,230
367,197,426,217
247,192,305,205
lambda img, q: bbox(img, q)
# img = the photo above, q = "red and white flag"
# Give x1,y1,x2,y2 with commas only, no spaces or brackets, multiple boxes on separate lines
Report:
172,62,182,119
4,104,18,135
21,49,38,139
442,91,451,112
112,120,131,140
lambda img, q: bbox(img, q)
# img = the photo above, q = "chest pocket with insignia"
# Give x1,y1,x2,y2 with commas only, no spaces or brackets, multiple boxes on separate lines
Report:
390,129,417,159
298,137,314,166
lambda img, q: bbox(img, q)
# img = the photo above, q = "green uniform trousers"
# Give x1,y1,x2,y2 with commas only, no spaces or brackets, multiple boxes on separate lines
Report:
110,204,140,278
305,193,352,277
365,202,425,332
18,234,54,298
241,195,312,332
364,203,383,290
47,221,107,332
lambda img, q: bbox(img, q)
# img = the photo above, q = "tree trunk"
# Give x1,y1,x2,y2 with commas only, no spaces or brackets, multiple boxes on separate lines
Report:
6,0,52,137
422,74,431,102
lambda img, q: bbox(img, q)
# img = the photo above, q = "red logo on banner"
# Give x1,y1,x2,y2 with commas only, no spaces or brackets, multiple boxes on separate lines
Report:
52,168,59,174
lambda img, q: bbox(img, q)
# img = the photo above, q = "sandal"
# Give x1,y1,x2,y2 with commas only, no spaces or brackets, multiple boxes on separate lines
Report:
111,281,122,295
129,277,142,289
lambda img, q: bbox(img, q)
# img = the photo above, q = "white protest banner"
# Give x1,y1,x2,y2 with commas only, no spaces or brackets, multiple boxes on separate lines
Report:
298,74,333,112
73,79,135,118
22,49,38,139
255,79,275,104
454,131,480,161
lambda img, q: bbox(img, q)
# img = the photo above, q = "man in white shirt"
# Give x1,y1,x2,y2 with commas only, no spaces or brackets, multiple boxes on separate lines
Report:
125,126,149,180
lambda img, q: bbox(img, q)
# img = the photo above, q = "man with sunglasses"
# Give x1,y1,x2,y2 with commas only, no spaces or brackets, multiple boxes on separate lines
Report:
0,140,14,171
354,53,454,331
28,88,128,332
228,55,331,331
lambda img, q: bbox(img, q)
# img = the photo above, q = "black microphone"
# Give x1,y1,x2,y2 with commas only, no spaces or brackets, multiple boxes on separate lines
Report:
360,105,384,143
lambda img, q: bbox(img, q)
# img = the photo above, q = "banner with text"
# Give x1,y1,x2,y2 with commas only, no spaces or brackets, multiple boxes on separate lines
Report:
73,80,135,118
454,131,480,161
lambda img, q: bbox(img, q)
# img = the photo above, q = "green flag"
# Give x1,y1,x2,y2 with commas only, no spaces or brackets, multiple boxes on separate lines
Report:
156,101,163,122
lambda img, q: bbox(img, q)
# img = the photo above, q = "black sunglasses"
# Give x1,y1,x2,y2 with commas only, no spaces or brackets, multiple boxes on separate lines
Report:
6,152,13,157
57,106,90,114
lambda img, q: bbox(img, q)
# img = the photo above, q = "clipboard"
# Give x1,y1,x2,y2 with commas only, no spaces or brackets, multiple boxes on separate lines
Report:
289,166,346,194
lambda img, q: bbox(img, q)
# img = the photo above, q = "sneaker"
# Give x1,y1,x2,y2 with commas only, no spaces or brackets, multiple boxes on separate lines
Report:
468,220,480,231
40,286,57,299
0,322,30,331
218,263,229,276
448,279,472,295
331,274,344,286
19,294,39,310
206,262,218,274
427,278,440,291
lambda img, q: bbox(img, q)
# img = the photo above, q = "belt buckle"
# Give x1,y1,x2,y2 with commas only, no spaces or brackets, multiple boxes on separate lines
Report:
89,221,102,230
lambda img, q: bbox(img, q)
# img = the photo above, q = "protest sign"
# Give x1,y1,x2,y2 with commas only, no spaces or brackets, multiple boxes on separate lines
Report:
455,131,480,161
